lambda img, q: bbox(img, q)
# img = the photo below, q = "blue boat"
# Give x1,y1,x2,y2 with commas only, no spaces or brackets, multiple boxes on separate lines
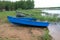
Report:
7,16,49,27
16,17,36,21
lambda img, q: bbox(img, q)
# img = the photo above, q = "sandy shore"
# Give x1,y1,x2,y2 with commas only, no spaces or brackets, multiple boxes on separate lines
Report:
0,23,45,40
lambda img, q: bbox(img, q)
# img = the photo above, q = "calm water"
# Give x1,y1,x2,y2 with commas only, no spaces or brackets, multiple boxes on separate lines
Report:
42,10,60,14
42,9,60,40
48,23,60,40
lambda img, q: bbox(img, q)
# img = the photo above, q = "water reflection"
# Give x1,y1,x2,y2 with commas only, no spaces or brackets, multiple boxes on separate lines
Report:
48,23,60,40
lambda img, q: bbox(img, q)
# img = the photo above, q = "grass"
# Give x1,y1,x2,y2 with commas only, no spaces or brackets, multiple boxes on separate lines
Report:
36,29,52,40
42,29,52,40
0,11,16,23
17,9,42,18
0,9,42,23
18,9,60,22
0,9,60,23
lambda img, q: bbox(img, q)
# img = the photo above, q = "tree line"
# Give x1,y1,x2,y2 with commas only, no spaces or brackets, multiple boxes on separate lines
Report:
0,0,34,11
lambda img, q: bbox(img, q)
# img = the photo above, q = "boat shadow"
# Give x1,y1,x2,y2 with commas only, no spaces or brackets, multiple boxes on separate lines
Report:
12,23,47,28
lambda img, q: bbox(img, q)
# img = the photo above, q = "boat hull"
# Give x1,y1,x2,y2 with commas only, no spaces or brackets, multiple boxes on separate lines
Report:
7,16,49,27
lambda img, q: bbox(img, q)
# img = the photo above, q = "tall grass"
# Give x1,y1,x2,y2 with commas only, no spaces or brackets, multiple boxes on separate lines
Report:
18,9,60,22
41,29,52,40
0,9,60,23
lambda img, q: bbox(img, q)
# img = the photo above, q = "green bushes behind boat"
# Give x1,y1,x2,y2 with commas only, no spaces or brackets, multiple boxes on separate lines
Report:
0,9,60,23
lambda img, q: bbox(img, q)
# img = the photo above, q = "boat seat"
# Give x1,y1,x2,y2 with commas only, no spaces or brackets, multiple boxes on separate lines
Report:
16,11,25,17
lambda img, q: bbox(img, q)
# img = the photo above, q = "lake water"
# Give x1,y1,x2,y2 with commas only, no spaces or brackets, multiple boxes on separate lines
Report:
42,10,60,14
48,23,60,40
42,9,60,40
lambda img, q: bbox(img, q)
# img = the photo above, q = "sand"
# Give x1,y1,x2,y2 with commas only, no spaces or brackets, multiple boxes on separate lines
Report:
0,23,45,40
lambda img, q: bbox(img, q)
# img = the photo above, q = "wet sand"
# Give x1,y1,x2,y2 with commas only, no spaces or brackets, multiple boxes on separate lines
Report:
0,23,45,40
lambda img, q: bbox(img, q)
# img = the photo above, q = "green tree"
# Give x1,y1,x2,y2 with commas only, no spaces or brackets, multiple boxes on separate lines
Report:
26,0,34,9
